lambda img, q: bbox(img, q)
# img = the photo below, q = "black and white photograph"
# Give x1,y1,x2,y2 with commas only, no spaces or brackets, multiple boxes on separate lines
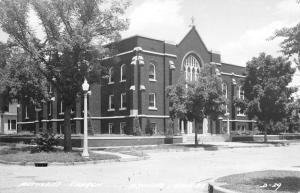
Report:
0,0,300,192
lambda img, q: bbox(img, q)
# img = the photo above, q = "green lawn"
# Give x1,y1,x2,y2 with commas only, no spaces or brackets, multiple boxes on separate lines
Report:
216,170,300,193
0,143,120,163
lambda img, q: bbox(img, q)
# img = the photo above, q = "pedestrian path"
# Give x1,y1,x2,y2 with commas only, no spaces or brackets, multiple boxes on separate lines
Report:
91,150,140,160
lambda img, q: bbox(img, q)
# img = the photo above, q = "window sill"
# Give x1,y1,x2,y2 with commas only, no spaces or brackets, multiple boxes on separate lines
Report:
149,79,157,82
59,112,64,115
119,108,127,111
108,82,115,85
237,114,246,117
25,117,29,120
108,108,115,112
120,80,126,83
148,107,158,111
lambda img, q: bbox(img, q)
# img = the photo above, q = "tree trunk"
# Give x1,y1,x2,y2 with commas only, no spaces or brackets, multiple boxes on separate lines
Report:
195,126,198,146
195,120,201,146
64,105,72,152
263,122,269,143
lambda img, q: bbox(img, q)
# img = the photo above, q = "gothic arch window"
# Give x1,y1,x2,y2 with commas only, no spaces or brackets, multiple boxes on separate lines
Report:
183,54,201,82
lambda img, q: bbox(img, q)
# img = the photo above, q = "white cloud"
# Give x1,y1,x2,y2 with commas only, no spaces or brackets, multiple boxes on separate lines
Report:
219,20,295,66
122,0,186,42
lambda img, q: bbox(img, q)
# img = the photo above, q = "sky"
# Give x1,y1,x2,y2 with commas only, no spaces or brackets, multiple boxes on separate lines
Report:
121,0,300,96
0,0,299,94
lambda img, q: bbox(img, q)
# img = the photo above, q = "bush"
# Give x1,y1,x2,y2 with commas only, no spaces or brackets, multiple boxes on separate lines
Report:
31,132,60,153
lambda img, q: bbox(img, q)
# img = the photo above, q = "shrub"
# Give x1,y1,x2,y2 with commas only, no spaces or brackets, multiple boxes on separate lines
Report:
31,132,60,153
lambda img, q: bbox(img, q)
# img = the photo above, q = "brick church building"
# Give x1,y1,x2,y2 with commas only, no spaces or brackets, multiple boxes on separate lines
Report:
16,26,254,136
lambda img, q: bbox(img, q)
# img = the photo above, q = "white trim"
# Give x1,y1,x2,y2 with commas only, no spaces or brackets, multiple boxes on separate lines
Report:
50,119,64,122
221,72,246,78
17,121,35,124
107,108,115,112
142,50,177,58
102,49,176,60
3,112,17,116
89,114,170,120
222,119,256,123
210,62,222,66
73,117,83,120
148,107,158,111
129,85,135,90
102,50,134,60
237,114,246,117
35,114,170,122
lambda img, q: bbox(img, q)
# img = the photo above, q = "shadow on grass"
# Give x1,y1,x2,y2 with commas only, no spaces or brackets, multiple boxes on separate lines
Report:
178,144,218,151
240,141,289,146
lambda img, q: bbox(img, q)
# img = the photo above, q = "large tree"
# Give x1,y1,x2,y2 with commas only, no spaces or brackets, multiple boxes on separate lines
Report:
240,53,296,142
167,64,226,145
0,0,130,151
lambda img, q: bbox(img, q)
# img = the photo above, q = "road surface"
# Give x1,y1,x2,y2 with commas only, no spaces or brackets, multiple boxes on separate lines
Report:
1,144,300,193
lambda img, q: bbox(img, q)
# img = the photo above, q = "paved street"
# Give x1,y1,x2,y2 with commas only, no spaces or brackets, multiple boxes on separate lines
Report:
1,144,300,193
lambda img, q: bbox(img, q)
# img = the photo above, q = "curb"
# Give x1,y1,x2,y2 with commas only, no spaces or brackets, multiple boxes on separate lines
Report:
0,155,149,166
208,182,241,193
140,143,283,153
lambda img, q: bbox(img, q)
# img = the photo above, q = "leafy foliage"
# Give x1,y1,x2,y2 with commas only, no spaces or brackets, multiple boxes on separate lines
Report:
242,53,296,140
31,132,60,153
271,1,300,69
166,64,226,144
0,0,130,151
286,99,300,133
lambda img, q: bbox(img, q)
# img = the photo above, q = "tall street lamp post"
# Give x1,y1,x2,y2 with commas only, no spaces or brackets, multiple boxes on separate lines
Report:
82,78,89,158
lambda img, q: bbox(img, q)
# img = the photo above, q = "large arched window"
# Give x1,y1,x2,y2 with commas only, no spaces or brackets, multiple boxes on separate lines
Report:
120,64,126,82
183,54,201,81
149,63,156,81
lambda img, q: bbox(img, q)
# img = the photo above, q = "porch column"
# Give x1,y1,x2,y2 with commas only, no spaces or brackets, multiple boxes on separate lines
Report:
181,120,184,134
203,118,208,135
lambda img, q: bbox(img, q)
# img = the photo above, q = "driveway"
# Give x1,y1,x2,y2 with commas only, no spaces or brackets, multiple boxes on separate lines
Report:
1,144,300,193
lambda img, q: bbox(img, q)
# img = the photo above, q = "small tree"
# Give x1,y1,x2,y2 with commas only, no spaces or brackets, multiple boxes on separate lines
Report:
241,53,296,142
167,64,226,145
